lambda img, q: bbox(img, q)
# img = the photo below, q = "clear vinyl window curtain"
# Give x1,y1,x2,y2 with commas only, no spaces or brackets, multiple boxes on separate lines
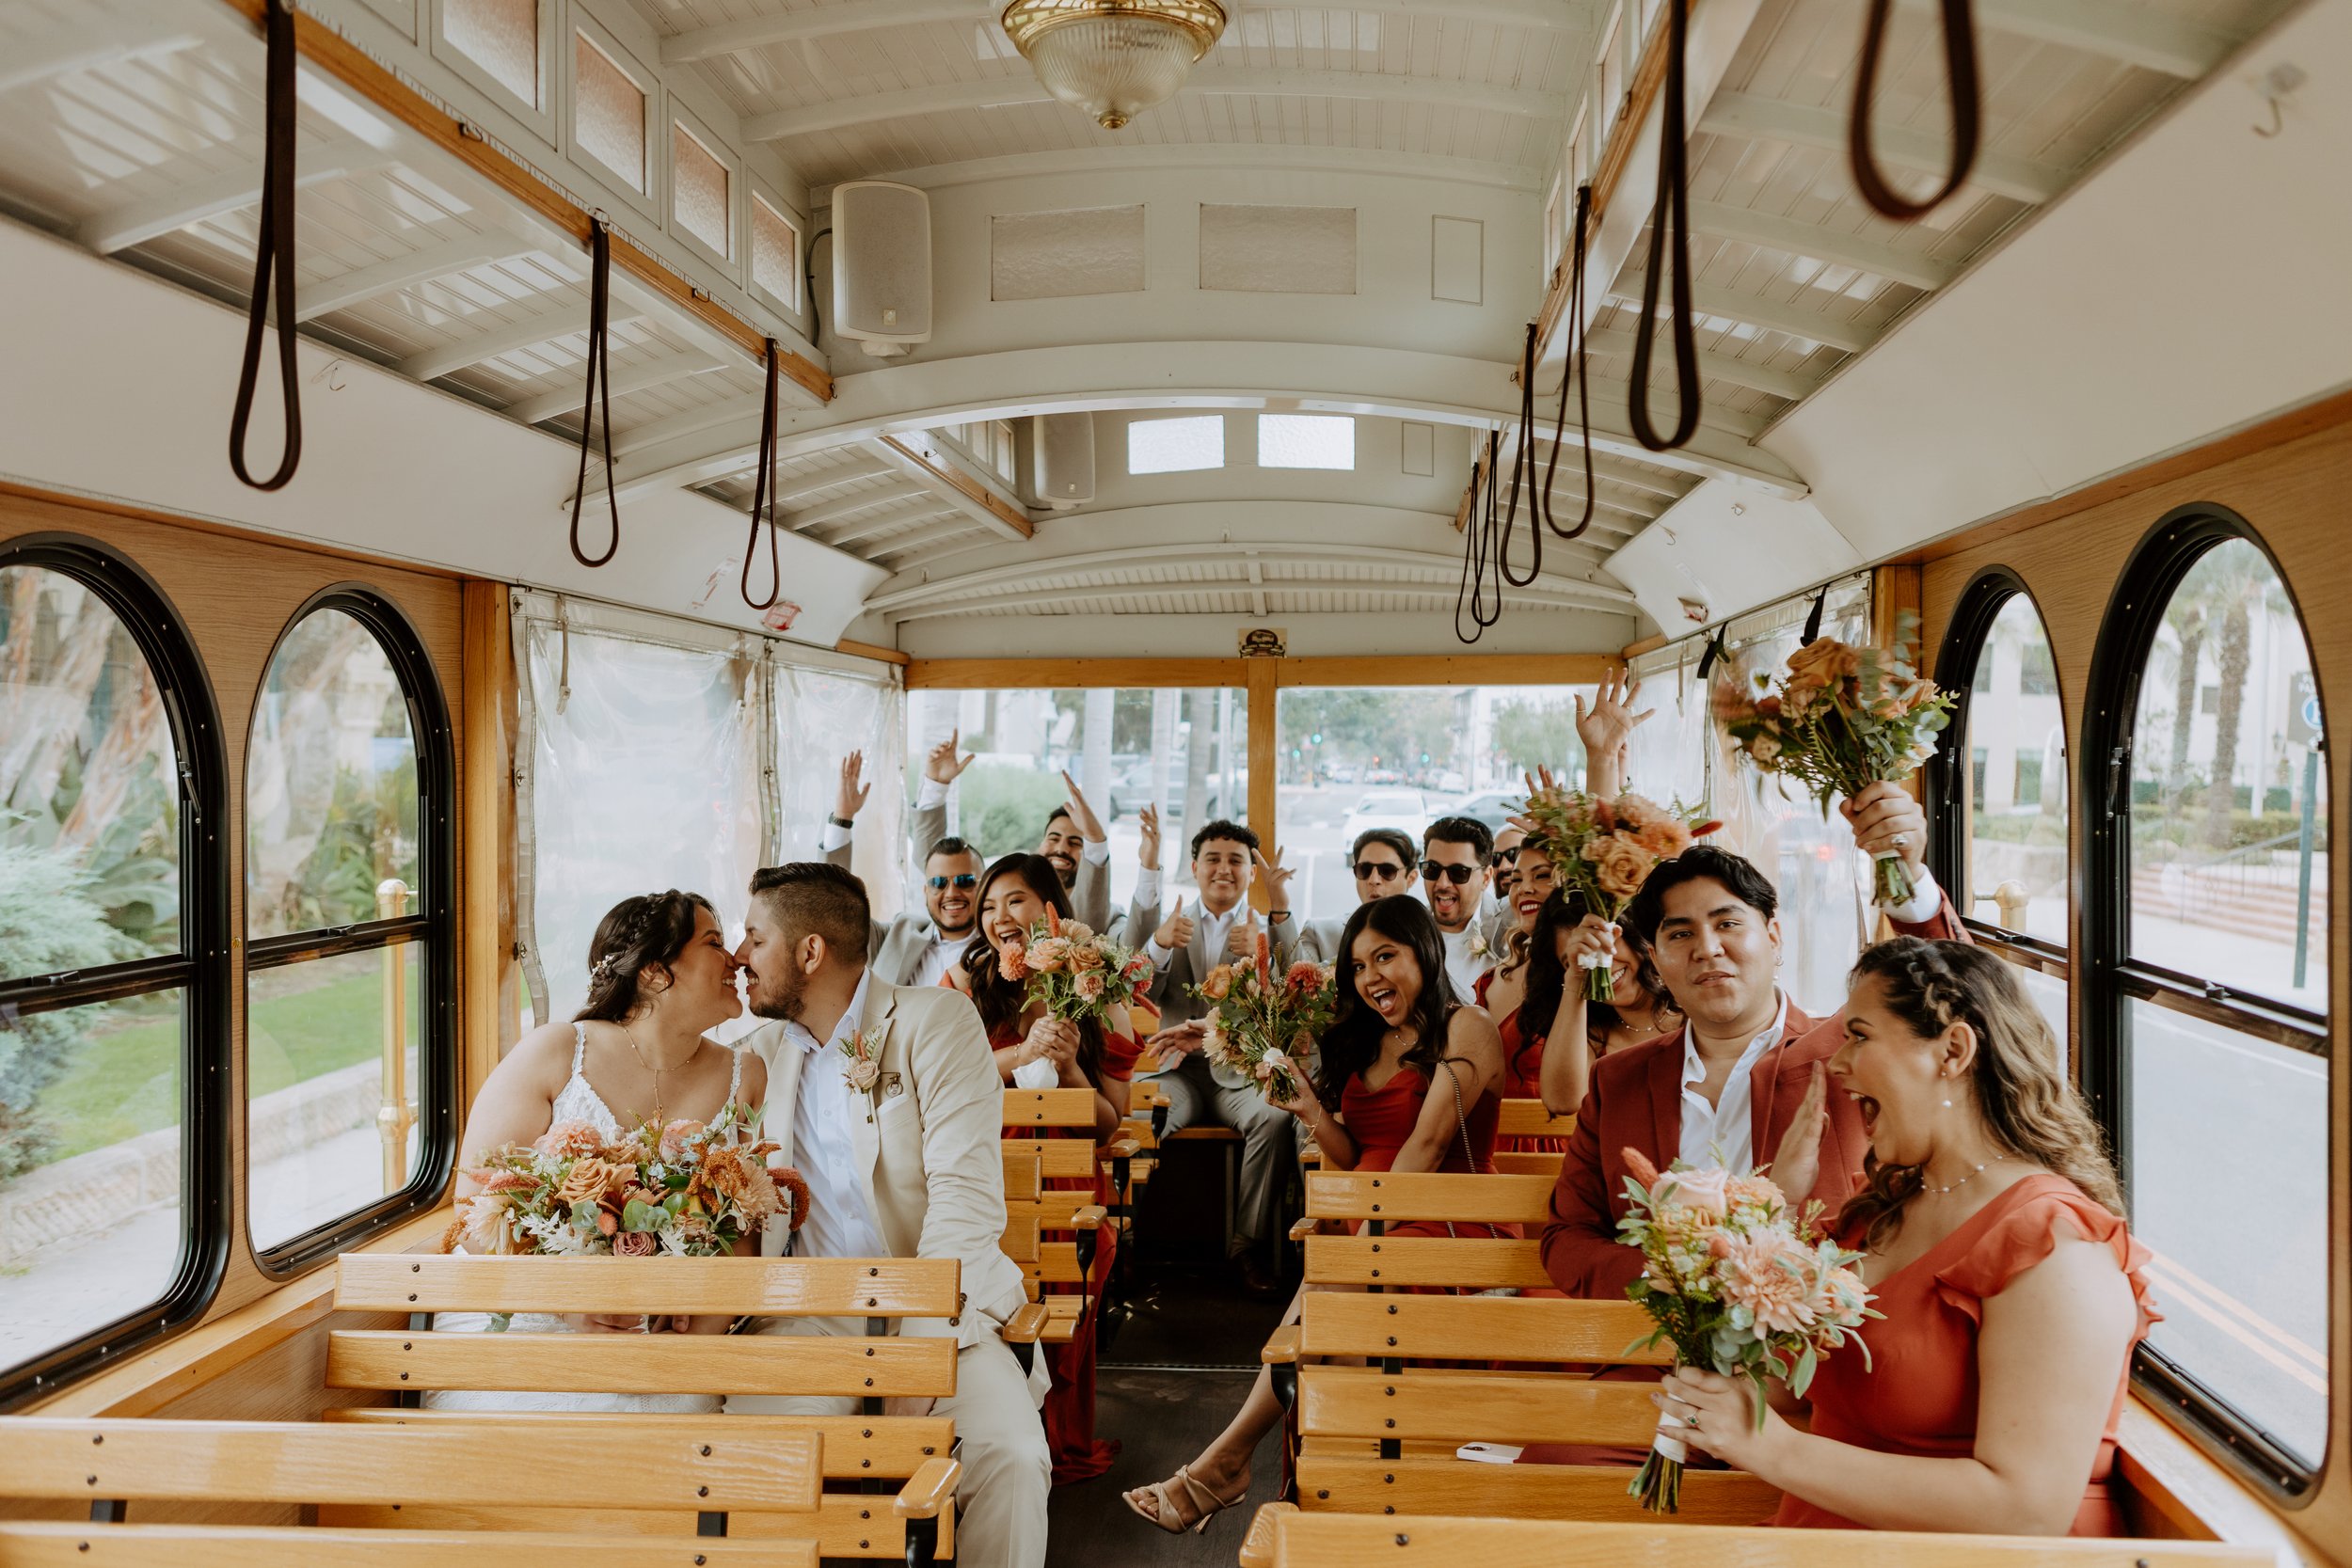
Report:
1628,574,1876,1015
509,590,903,1036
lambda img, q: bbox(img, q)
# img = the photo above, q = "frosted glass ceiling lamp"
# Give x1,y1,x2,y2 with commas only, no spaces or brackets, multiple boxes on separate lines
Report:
1001,0,1227,129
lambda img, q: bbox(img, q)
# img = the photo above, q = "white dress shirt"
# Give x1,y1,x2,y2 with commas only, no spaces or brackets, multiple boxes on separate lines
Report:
1147,898,1243,970
782,971,889,1262
912,931,977,990
1678,992,1790,1173
1440,927,1492,1000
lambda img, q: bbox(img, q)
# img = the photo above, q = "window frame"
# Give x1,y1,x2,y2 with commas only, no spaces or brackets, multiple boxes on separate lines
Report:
563,12,660,217
0,533,230,1409
429,0,558,149
243,586,458,1277
2083,503,2331,1497
749,185,804,318
667,104,742,277
1929,566,2072,976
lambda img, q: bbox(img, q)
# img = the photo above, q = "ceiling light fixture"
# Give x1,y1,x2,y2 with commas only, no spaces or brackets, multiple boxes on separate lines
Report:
1000,0,1227,130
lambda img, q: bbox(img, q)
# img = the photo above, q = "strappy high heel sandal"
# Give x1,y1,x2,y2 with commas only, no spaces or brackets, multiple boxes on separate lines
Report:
1122,1464,1248,1534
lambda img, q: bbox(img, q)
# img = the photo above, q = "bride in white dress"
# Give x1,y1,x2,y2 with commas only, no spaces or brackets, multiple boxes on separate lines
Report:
428,889,769,1413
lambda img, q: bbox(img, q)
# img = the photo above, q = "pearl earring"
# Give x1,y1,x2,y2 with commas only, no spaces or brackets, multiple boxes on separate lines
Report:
1940,1069,1953,1108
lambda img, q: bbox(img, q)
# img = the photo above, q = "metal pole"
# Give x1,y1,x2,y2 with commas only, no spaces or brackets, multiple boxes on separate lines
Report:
377,878,414,1191
2292,745,2318,990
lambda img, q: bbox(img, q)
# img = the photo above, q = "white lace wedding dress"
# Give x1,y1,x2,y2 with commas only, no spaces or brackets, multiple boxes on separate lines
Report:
421,1024,740,1415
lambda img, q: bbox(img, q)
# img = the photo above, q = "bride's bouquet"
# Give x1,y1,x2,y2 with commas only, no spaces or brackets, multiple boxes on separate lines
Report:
1001,905,1154,1028
1615,1148,1877,1513
1714,623,1955,907
1517,786,1719,1000
1193,931,1336,1104
448,1104,810,1300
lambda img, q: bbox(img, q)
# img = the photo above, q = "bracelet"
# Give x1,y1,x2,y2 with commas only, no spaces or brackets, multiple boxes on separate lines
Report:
1267,909,1291,923
827,813,854,829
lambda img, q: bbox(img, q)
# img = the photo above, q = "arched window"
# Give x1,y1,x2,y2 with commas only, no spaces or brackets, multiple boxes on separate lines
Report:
0,537,227,1402
2088,509,2329,1490
245,591,453,1268
1931,570,2071,1043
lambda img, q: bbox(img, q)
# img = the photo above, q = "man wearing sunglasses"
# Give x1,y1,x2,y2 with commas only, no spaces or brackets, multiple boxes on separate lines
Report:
1489,826,1526,907
1295,827,1418,963
821,741,987,988
1422,816,1502,999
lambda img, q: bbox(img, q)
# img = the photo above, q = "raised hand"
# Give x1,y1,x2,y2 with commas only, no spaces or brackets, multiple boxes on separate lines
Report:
924,728,976,786
1252,846,1294,914
1840,780,1927,876
1137,803,1162,871
1058,769,1107,842
834,751,870,821
1557,914,1619,975
1155,906,1196,953
1575,674,1655,757
1768,1061,1830,1202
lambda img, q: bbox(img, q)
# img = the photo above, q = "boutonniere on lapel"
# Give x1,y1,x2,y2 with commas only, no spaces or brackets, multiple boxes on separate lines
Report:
1469,931,1491,961
838,1027,882,1093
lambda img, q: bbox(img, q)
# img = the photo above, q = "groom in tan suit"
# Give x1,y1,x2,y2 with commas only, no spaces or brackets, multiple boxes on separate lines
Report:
728,861,1049,1568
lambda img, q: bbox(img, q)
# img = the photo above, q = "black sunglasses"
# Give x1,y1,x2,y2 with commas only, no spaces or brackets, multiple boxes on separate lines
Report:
925,873,979,890
1492,846,1520,864
1353,860,1407,880
1420,861,1480,885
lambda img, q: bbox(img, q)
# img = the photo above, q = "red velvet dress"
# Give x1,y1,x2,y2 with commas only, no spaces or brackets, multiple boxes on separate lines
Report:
1472,971,1567,1156
1774,1174,2160,1535
987,1013,1136,1486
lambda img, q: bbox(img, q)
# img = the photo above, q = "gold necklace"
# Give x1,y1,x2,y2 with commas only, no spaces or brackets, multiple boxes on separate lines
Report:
622,1022,687,1123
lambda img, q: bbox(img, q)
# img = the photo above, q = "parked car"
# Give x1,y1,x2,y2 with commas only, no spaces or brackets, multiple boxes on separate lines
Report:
1342,789,1436,846
1447,790,1520,833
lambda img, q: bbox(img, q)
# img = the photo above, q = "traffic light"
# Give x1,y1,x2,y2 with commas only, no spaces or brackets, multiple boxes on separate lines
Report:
1311,732,1323,746
1420,752,1430,765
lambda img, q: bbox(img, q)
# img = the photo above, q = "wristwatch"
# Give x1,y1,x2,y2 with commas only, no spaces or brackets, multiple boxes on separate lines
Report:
1267,909,1291,923
827,813,854,829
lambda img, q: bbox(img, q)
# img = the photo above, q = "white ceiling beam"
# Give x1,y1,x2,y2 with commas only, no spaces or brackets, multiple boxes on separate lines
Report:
813,141,1543,202
1606,274,1881,356
744,65,1561,140
786,484,927,533
397,310,638,383
1898,0,2243,78
504,350,727,425
0,31,199,96
294,235,532,322
885,571,1616,626
771,453,898,504
820,503,959,550
76,142,394,254
864,432,1036,542
873,523,992,566
1578,327,1827,403
1699,92,2066,205
663,0,1583,62
1689,200,1958,293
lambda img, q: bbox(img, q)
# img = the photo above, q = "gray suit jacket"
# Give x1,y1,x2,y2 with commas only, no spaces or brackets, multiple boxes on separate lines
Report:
1127,892,1311,1089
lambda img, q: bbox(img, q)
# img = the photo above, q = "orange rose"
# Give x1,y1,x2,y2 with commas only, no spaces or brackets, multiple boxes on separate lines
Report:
1201,964,1234,1001
1589,835,1654,901
533,1121,606,1161
553,1157,634,1208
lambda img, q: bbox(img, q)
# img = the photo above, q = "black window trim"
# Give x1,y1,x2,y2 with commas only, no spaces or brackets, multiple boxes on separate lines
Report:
0,533,230,1410
2084,502,2332,1498
1929,565,2072,969
244,585,458,1277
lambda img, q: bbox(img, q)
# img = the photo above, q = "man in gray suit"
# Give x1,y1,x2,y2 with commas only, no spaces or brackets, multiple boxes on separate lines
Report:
1124,812,1298,1294
831,734,1120,935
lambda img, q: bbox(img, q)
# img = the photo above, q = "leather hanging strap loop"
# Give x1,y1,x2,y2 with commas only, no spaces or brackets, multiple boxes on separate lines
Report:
228,0,302,491
567,218,621,569
1801,586,1829,644
1454,434,1505,645
1494,323,1544,590
1629,0,1703,453
1540,183,1597,542
1850,0,1981,221
741,338,783,610
1696,626,1729,681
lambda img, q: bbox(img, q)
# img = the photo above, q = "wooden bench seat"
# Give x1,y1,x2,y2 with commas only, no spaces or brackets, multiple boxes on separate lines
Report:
1238,1507,2283,1568
328,1254,977,1564
1495,1098,1573,1142
0,1417,823,1565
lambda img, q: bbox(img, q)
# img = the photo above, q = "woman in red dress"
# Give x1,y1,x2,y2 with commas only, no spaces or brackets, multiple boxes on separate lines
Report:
1121,895,1506,1536
1661,939,2157,1536
1478,847,1678,1154
950,853,1136,1484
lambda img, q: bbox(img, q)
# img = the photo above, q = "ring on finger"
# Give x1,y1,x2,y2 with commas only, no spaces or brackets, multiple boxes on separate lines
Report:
1890,832,1909,847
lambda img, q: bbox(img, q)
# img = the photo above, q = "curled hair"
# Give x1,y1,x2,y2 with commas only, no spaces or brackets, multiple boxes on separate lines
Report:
1189,818,1260,859
1838,938,2122,1249
1515,886,1676,1082
1622,843,1778,948
578,890,717,1022
1315,895,1457,1110
961,854,1108,1089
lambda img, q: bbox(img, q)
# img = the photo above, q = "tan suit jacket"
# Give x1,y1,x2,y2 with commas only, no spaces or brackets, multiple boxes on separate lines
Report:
744,977,1025,1347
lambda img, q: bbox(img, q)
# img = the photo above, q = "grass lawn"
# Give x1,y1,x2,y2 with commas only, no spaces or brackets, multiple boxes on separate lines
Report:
35,958,407,1164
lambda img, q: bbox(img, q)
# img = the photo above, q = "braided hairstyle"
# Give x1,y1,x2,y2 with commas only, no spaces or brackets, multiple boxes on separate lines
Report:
577,891,718,1023
1839,937,2121,1248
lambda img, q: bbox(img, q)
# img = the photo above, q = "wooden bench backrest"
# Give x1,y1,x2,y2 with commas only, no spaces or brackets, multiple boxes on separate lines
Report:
1494,1099,1573,1139
0,1418,819,1514
1492,1151,1564,1176
1001,1135,1095,1181
1001,1146,1043,1201
1305,1171,1555,1227
1259,1511,2281,1567
1002,1087,1095,1131
337,1255,960,1318
1297,1293,1661,1365
1303,1233,1553,1292
326,1329,956,1400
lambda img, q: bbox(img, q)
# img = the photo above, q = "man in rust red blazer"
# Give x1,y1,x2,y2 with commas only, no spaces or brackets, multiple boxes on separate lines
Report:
1540,783,1964,1299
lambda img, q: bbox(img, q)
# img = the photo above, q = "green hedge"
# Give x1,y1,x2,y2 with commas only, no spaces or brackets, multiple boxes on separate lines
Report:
955,766,1068,862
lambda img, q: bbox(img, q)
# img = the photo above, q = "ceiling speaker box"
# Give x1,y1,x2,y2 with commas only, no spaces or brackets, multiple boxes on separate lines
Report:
832,180,931,357
1031,412,1094,509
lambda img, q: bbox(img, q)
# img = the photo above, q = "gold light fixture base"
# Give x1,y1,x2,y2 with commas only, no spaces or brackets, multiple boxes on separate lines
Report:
1001,0,1228,130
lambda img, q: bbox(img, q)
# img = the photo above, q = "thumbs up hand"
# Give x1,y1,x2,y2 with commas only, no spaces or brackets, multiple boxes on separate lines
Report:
1156,909,1197,952
1226,910,1261,959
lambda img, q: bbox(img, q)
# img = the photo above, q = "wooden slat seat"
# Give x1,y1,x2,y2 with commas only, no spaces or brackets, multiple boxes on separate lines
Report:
1238,1507,2283,1568
1491,1150,1565,1176
327,1254,969,1564
0,1418,823,1565
1495,1098,1574,1141
0,1523,814,1566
